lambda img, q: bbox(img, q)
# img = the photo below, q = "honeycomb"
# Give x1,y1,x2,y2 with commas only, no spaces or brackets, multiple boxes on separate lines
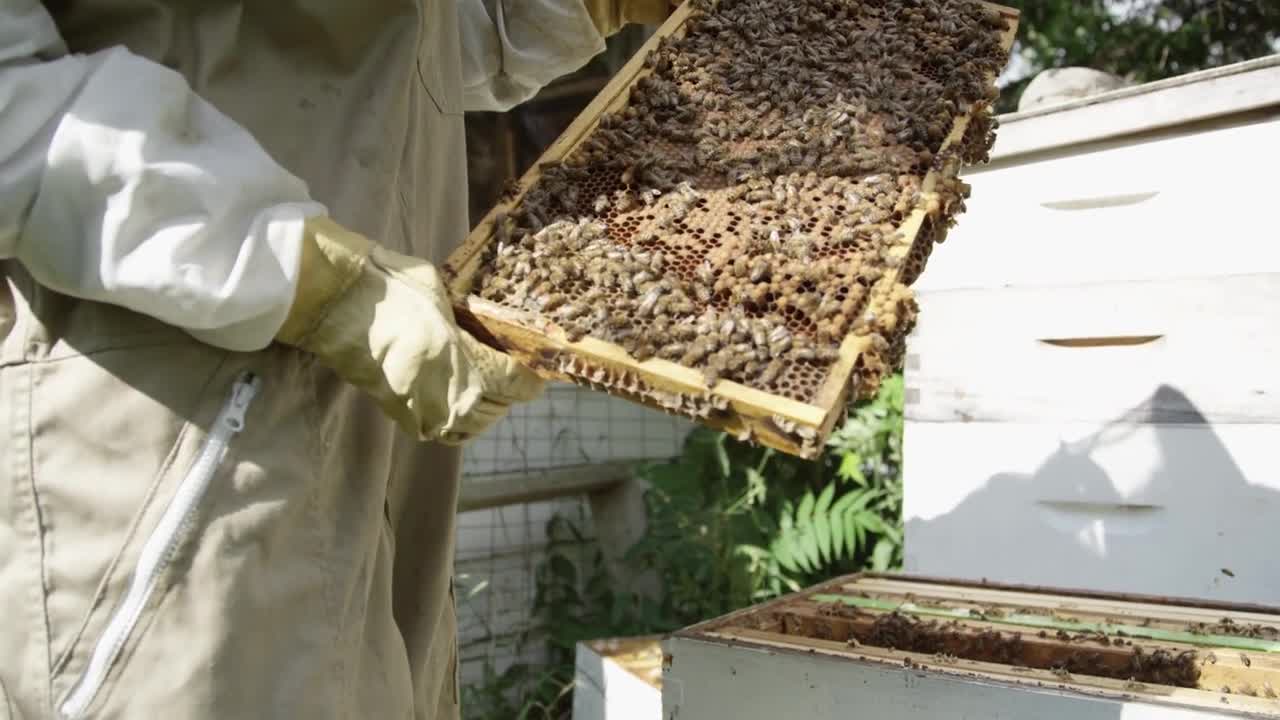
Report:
470,0,1011,408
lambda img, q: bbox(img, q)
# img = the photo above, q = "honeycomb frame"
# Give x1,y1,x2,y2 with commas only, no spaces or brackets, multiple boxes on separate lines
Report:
673,572,1280,715
444,1,1019,459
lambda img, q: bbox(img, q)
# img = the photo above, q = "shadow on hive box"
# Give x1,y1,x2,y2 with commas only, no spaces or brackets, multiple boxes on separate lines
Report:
905,385,1279,606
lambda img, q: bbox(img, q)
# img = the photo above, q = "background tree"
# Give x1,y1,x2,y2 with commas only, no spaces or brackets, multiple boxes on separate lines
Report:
996,0,1279,111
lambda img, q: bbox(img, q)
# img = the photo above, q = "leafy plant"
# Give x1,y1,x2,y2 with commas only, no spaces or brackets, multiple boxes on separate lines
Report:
461,661,573,720
462,374,907,718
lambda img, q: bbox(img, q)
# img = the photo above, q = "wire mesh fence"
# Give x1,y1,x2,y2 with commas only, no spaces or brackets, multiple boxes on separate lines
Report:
456,382,693,687
453,26,694,691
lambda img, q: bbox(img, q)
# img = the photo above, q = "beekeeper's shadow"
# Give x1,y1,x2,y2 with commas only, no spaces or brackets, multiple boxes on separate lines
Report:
903,384,1280,602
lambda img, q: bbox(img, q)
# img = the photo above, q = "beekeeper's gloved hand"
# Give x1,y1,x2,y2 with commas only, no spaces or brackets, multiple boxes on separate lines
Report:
275,217,544,445
583,0,675,37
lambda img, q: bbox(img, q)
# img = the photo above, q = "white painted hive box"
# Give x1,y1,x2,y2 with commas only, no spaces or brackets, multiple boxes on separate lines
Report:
902,56,1280,605
573,636,663,720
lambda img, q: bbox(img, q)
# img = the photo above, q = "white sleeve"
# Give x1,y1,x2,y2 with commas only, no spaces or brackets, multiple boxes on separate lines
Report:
457,0,607,112
0,0,327,352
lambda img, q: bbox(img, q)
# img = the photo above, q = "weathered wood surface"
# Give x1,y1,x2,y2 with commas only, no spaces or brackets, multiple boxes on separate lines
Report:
457,462,633,512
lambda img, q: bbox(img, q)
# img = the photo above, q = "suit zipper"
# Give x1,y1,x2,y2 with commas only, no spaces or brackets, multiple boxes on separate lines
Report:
57,372,262,719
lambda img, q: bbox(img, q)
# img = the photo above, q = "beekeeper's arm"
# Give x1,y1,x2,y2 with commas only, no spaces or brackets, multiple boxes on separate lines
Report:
0,0,540,444
459,0,673,111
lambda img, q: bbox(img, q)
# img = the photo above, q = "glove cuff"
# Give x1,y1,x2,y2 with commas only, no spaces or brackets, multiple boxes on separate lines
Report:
585,0,671,37
276,216,375,347
624,0,672,27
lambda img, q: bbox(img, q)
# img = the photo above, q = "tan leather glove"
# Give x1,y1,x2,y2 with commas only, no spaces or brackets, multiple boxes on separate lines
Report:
584,0,674,37
276,217,545,445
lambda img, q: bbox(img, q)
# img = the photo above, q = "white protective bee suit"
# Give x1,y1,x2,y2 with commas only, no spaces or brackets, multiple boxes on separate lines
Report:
0,0,667,718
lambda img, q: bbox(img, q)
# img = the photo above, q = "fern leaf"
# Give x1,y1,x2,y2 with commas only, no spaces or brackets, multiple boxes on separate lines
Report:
779,499,795,531
831,500,847,560
871,537,895,571
770,534,800,574
815,483,835,514
790,530,816,573
797,490,816,524
798,526,821,571
814,507,832,565
857,510,888,535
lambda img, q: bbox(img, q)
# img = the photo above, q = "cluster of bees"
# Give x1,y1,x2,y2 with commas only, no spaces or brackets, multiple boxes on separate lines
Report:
474,0,1008,402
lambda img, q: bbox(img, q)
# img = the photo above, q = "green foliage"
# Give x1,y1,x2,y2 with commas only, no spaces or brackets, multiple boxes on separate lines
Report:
461,661,573,720
462,375,906,719
627,374,906,621
997,1,1280,111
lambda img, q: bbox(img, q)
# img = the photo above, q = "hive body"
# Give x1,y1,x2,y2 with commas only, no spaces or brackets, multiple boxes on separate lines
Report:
665,573,1280,718
445,0,1019,458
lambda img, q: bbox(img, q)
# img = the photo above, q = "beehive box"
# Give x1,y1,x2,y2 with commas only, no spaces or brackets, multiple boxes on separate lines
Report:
444,0,1019,458
573,636,663,720
663,573,1280,719
899,58,1280,605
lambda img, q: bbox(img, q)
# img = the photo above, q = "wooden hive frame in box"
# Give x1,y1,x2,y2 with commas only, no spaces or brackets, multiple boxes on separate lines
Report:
444,1,1020,459
672,573,1280,716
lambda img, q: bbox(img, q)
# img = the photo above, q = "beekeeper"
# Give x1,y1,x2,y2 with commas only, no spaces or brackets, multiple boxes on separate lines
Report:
0,0,669,717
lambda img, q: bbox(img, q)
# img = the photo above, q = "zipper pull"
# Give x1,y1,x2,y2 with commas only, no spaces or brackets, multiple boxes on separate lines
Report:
223,373,262,433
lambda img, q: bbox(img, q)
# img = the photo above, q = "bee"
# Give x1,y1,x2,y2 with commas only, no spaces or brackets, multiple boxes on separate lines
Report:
538,293,567,312
769,328,793,354
680,340,710,366
637,286,663,317
659,342,687,359
749,259,771,283
613,191,637,213
676,182,698,203
607,310,632,329
558,303,587,321
702,360,724,387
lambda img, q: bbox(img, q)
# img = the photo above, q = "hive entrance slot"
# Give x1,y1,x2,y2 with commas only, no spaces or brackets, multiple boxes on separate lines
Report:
1038,335,1164,348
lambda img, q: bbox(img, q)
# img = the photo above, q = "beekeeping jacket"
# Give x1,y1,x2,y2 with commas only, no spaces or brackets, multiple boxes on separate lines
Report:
0,0,611,717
